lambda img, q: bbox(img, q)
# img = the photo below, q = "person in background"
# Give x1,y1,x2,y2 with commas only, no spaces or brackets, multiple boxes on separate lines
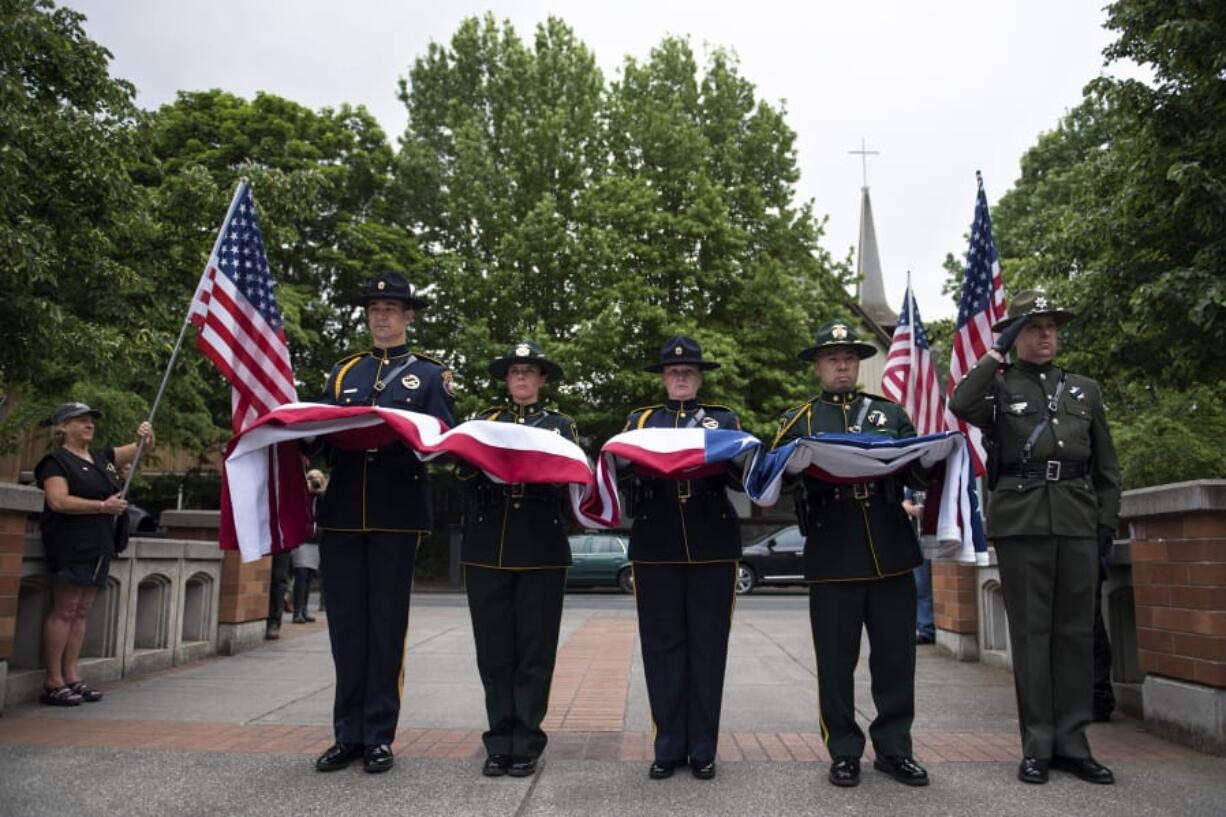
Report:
291,468,327,624
904,489,935,645
35,402,153,706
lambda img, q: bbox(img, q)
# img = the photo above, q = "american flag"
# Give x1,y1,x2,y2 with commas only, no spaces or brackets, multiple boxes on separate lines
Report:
190,180,310,557
943,173,1007,474
189,180,298,432
881,281,944,435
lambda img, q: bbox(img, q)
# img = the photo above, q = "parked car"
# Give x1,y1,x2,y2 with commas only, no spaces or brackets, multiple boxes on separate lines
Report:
566,533,633,593
737,525,806,594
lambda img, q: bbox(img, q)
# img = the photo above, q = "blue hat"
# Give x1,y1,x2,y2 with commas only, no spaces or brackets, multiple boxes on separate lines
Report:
352,270,428,310
644,336,720,372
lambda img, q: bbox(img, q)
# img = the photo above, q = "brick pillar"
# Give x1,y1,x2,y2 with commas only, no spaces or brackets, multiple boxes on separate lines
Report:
1122,480,1226,753
933,560,979,661
161,510,271,655
0,484,42,711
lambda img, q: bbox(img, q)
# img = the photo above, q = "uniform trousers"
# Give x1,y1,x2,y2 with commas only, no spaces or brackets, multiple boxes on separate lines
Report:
995,535,1096,760
319,530,419,747
633,561,737,765
809,571,917,759
464,566,566,759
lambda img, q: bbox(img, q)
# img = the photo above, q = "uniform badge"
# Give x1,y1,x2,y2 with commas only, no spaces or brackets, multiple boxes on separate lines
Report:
1034,295,1048,310
402,374,421,390
1008,401,1029,414
441,369,456,397
1070,385,1085,401
866,410,887,428
515,344,531,357
832,324,848,340
377,280,386,290
674,345,684,356
702,417,720,429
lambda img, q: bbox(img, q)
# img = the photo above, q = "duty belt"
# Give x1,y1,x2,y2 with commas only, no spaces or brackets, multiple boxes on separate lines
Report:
639,477,724,504
810,480,887,507
1001,460,1090,481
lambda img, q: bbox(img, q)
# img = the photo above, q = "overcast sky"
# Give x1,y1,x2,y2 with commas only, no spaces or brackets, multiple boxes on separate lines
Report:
72,0,1135,321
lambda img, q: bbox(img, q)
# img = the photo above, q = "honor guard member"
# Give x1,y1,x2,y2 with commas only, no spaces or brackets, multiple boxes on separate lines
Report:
624,336,741,782
949,290,1120,786
773,320,929,789
457,342,579,779
311,270,456,775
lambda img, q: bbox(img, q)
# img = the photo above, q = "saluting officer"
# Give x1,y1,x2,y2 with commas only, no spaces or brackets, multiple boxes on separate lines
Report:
312,270,456,775
624,336,741,782
457,342,579,779
949,290,1120,786
773,320,929,789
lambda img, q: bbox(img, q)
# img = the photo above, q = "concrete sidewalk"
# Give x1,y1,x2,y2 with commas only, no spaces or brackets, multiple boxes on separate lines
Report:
1,593,1222,816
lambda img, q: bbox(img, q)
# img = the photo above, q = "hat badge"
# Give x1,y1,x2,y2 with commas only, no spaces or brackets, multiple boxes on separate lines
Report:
832,324,848,340
1034,295,1048,310
515,344,531,357
674,346,684,356
377,280,386,291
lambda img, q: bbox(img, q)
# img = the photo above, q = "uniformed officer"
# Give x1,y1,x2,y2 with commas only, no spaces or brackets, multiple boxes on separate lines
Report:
949,290,1120,785
773,320,929,788
457,342,579,779
311,270,456,775
624,336,741,781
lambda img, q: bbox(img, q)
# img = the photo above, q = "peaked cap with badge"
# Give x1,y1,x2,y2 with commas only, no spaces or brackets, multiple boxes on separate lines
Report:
644,335,720,372
350,270,429,310
990,289,1075,333
488,341,564,381
797,320,878,361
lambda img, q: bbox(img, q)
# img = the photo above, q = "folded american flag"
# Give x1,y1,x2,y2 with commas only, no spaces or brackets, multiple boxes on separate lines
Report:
224,403,592,561
745,431,989,564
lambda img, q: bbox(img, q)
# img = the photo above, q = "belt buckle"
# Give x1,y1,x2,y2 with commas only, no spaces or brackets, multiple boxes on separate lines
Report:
853,482,870,500
677,480,691,503
1045,461,1061,481
510,483,525,498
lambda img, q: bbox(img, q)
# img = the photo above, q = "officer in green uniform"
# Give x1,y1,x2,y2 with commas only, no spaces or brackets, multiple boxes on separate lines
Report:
457,342,579,779
624,336,741,782
949,290,1120,786
773,320,929,788
311,270,455,775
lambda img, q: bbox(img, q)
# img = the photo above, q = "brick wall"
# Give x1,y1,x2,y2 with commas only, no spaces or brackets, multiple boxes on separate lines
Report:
0,509,28,661
933,561,978,635
1131,511,1226,688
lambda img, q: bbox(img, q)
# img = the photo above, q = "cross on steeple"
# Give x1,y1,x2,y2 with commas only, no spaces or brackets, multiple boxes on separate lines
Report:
848,137,879,188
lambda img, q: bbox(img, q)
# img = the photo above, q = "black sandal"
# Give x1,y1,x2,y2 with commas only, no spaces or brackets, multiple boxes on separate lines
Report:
40,685,83,707
67,681,103,702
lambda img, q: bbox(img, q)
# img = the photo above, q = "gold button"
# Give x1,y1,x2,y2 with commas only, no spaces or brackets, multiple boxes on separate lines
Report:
517,418,524,424
513,502,521,509
679,412,686,418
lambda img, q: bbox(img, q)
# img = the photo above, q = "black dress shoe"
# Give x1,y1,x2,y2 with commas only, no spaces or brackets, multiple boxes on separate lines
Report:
364,744,394,773
691,760,716,780
482,754,511,777
916,632,936,645
1051,756,1114,784
292,612,307,624
1017,756,1049,784
315,742,363,772
828,756,861,787
649,760,678,780
873,755,930,786
507,757,537,777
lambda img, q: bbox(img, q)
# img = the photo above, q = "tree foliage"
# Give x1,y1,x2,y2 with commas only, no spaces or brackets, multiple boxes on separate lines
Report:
988,0,1226,486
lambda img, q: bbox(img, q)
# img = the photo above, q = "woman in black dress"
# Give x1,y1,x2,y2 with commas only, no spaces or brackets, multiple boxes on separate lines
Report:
34,402,153,706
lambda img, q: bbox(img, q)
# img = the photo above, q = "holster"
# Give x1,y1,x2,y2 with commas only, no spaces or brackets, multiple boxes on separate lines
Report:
793,489,810,537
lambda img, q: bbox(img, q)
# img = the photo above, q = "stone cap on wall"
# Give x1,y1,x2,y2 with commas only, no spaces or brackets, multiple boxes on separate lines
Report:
160,509,221,529
1120,480,1226,520
0,483,42,513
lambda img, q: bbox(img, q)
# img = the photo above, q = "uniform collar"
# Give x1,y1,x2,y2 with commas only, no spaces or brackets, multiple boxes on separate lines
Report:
818,389,859,405
371,343,411,362
511,401,545,419
1014,359,1059,377
665,398,700,412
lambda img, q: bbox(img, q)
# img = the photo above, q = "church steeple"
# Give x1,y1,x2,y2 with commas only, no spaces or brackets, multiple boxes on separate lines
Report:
855,184,897,327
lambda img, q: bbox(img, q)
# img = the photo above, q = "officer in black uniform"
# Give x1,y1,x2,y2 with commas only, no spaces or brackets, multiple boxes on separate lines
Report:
312,270,455,774
457,342,580,779
773,320,929,788
624,336,741,782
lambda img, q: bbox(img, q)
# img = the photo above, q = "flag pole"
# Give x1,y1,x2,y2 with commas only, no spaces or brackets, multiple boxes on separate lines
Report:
906,271,917,421
120,177,250,499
